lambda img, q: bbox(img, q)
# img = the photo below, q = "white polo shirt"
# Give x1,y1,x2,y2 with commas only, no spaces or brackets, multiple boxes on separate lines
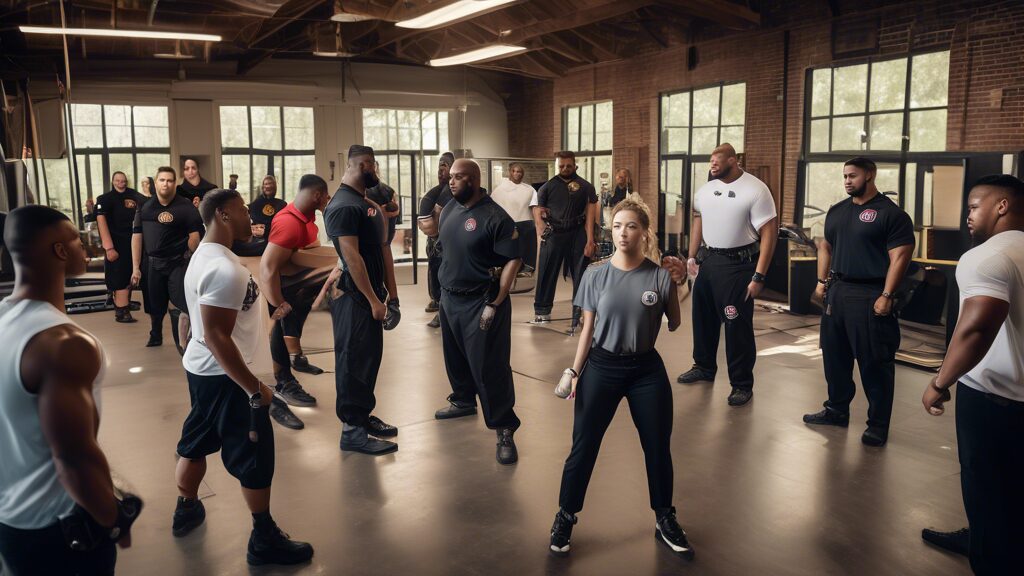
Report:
491,178,535,222
694,171,776,249
956,229,1024,401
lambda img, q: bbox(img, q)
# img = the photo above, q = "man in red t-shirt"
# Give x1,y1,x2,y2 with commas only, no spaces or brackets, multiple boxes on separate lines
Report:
259,175,333,429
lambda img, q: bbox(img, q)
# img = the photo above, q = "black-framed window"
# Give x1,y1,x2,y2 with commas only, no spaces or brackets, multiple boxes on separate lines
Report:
220,106,316,202
562,101,612,187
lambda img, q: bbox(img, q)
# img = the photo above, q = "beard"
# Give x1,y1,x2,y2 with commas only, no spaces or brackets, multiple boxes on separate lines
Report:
452,186,474,204
362,171,380,189
846,184,867,197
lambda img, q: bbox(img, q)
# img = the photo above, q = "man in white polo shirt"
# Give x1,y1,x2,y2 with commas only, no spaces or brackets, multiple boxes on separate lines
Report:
678,143,777,407
921,174,1024,576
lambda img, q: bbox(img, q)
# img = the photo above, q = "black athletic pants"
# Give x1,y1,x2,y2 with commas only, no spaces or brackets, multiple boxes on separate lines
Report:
440,290,520,430
956,383,1024,576
427,237,442,303
0,520,115,576
268,268,330,375
534,226,589,316
515,220,537,269
330,292,383,427
820,280,900,429
558,347,673,514
691,252,756,389
145,257,187,340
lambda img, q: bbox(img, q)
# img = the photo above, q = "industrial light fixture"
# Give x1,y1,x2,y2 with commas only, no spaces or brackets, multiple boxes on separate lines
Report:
396,0,518,29
429,44,526,67
314,51,357,57
19,25,221,42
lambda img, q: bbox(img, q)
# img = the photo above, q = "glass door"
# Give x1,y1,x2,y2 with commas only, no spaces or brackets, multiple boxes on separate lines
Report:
659,156,688,256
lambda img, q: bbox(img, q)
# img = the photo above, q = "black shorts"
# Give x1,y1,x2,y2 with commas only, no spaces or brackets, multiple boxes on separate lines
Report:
176,372,275,490
103,235,133,291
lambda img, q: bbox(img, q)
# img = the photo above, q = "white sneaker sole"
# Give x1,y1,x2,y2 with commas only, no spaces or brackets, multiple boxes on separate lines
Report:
656,527,694,558
549,543,570,556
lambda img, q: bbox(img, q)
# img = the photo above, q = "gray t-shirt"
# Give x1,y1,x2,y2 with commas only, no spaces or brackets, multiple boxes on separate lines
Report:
574,258,672,355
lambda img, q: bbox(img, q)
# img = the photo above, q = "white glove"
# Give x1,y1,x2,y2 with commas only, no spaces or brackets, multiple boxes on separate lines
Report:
554,368,576,399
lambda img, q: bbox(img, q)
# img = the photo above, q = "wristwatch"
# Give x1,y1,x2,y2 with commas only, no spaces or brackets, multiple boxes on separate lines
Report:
249,388,262,409
817,278,828,285
751,272,766,283
881,291,893,299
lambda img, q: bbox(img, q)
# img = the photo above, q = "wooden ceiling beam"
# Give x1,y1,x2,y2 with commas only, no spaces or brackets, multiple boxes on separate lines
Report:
662,0,760,29
568,28,621,61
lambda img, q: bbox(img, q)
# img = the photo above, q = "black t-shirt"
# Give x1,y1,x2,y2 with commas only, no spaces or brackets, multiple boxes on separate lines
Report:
607,186,627,207
249,195,288,233
132,194,205,259
366,183,398,245
324,184,388,304
232,238,268,258
95,188,147,237
438,196,520,293
537,174,598,229
825,192,915,280
177,178,217,202
419,184,453,217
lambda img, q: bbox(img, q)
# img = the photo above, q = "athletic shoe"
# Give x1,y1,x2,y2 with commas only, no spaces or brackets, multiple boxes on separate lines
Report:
434,397,477,420
340,426,397,455
146,334,162,347
921,527,969,557
496,428,518,465
247,525,314,566
533,314,551,323
366,415,398,438
861,426,888,447
427,314,440,328
291,354,324,375
549,509,577,556
802,408,850,428
425,300,439,313
115,307,138,323
655,508,694,559
270,397,304,430
727,387,753,406
275,379,317,407
676,365,715,384
172,497,206,537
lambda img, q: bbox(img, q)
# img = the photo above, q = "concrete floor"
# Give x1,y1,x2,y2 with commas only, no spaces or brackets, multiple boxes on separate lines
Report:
83,275,970,576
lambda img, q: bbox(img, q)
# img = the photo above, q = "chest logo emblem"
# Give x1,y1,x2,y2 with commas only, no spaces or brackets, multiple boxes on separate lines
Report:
262,205,277,217
157,211,174,224
724,305,739,320
124,199,137,209
367,207,378,218
859,209,878,223
465,218,477,232
641,291,658,306
713,191,722,196
728,191,736,198
567,181,581,194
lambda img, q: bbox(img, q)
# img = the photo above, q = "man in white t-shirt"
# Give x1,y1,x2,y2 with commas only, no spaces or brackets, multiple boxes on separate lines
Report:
491,162,538,269
173,188,313,567
921,174,1024,575
677,143,777,407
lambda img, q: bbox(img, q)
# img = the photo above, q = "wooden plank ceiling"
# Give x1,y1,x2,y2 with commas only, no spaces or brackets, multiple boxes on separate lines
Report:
1,0,762,78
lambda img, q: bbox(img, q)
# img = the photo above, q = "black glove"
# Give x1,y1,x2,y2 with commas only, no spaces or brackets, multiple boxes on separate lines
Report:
383,298,401,330
58,493,144,551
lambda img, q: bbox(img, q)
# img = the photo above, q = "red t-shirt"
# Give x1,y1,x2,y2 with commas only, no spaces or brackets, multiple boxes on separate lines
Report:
268,203,319,250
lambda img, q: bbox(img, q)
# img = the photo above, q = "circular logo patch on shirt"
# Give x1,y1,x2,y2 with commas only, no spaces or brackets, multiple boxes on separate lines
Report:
367,207,378,218
567,181,581,194
641,291,658,306
465,218,477,232
262,204,277,217
123,199,137,209
724,305,739,320
157,211,174,224
859,209,878,223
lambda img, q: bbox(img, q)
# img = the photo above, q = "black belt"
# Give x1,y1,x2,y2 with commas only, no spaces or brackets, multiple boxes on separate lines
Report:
706,242,759,260
832,273,885,286
443,283,492,296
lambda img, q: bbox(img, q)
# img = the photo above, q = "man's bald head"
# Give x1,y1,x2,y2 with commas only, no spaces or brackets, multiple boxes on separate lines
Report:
709,143,739,180
449,159,482,204
3,205,87,276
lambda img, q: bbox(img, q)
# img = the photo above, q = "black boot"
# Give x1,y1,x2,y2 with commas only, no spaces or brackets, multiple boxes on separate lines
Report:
496,428,518,465
115,306,138,323
247,513,314,566
291,354,324,375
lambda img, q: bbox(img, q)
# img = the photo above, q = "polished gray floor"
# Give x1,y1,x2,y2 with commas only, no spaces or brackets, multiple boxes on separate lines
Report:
85,276,970,575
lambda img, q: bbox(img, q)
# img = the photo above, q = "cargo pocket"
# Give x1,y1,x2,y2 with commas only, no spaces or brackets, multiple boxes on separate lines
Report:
868,308,900,362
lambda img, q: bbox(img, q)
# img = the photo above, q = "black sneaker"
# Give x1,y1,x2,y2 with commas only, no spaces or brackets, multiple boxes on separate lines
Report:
270,397,304,430
496,428,518,465
340,426,397,455
291,354,324,375
427,314,440,328
247,525,314,566
366,415,398,438
172,497,206,537
146,333,163,347
549,509,577,556
115,307,138,323
425,300,439,313
727,387,753,406
435,397,477,420
861,426,888,447
275,379,317,407
533,314,551,324
803,408,850,428
655,508,694,559
921,527,969,557
677,366,715,384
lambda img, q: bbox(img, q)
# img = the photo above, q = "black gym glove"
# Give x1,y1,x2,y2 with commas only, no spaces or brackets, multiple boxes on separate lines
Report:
58,493,144,551
383,298,401,330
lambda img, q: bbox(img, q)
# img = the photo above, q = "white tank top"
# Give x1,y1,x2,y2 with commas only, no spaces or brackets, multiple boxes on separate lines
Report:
0,298,105,529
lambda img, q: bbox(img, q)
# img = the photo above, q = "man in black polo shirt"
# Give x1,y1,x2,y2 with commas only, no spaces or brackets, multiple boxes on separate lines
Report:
324,145,399,455
131,166,203,349
95,171,147,323
803,157,914,447
433,159,523,465
418,153,455,325
249,175,287,240
533,151,598,325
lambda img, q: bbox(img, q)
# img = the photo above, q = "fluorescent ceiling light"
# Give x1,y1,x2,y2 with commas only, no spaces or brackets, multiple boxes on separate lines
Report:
153,53,196,60
19,26,221,42
397,0,517,29
330,11,373,23
313,51,357,58
429,44,526,67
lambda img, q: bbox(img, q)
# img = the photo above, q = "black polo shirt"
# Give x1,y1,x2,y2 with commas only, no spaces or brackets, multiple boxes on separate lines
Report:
249,195,288,234
132,194,205,259
419,184,453,217
438,195,520,293
825,192,915,280
95,188,146,238
324,184,388,304
177,179,217,203
537,174,598,229
366,183,398,245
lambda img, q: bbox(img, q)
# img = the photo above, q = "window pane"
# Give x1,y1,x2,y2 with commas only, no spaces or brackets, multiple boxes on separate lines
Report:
910,51,949,108
252,156,268,195
222,155,252,200
831,116,865,151
579,105,594,151
399,127,419,150
804,162,847,238
810,119,830,152
108,153,134,187
875,163,901,203
720,126,744,153
565,107,579,150
595,102,612,151
76,154,105,200
904,162,917,225
690,161,711,204
284,155,316,203
220,106,250,148
71,104,104,148
251,106,282,150
365,127,387,150
283,107,314,150
43,159,75,219
811,68,832,117
668,92,690,127
869,58,907,112
103,105,132,147
363,108,387,127
692,87,719,126
136,153,170,189
665,127,689,154
832,64,868,115
691,127,719,155
909,109,947,151
438,112,449,151
868,113,903,150
721,84,745,126
422,111,438,150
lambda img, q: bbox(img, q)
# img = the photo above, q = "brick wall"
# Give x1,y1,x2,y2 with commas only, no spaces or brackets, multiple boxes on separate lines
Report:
505,0,1024,226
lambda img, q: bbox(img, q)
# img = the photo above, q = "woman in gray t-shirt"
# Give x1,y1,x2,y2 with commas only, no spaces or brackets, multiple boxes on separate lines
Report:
548,201,694,560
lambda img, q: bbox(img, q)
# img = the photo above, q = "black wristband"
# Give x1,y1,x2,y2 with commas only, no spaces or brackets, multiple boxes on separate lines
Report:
388,297,399,305
817,278,828,285
751,272,766,283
